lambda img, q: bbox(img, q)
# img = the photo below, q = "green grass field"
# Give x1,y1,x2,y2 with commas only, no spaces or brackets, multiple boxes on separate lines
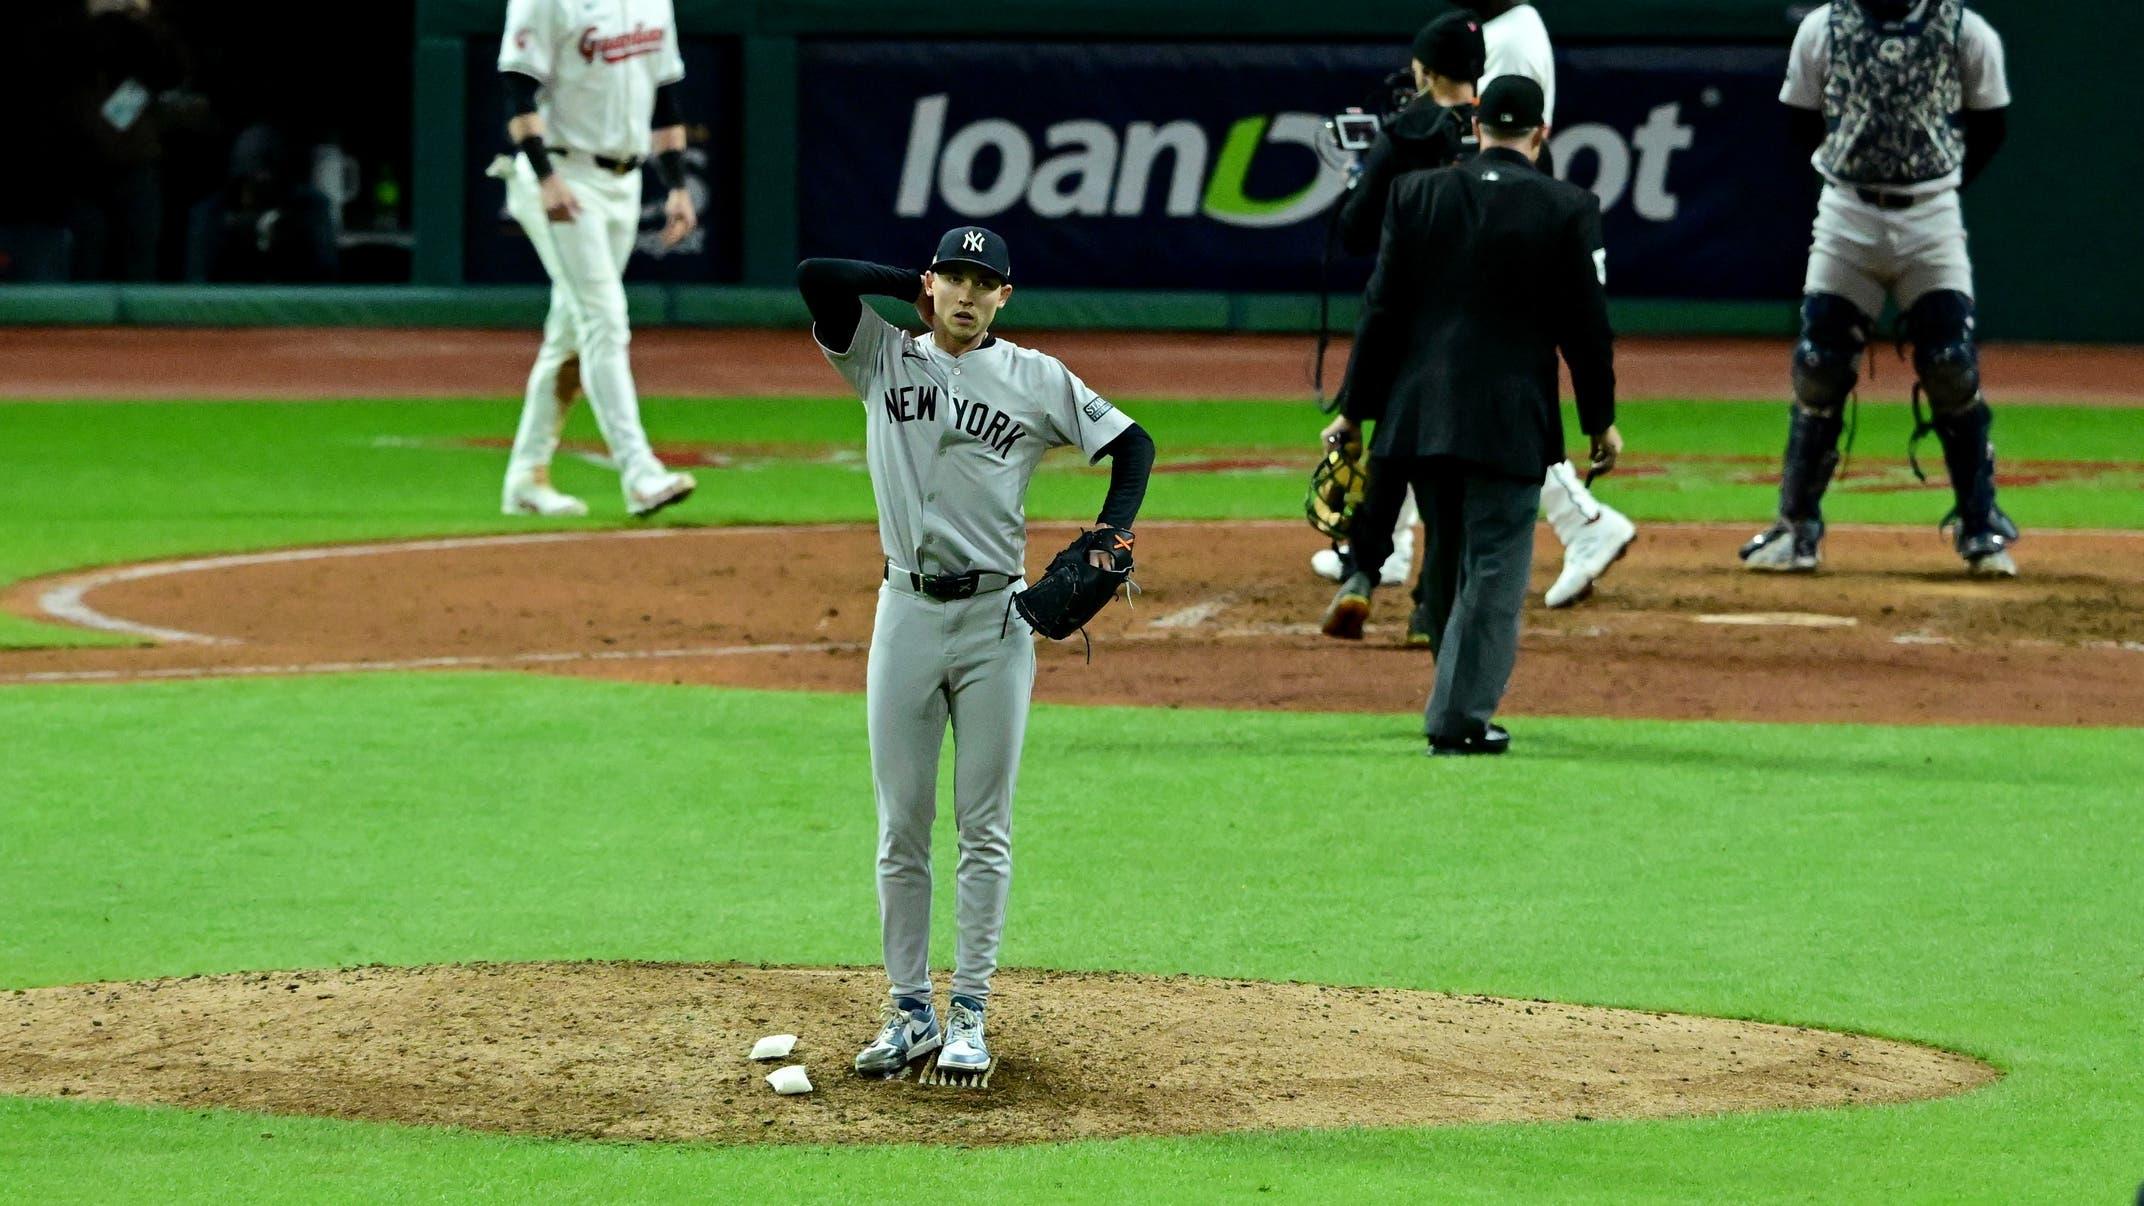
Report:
2,393,2140,1201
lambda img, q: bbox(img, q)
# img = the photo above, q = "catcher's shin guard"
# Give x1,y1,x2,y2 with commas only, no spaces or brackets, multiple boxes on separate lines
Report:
1932,400,2019,566
1778,405,1845,525
1740,406,1842,571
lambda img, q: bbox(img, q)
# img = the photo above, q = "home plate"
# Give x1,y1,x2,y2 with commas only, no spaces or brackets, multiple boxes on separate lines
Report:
1694,612,1859,629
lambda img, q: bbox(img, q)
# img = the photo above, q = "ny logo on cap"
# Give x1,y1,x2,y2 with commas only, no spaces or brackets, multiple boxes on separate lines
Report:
962,230,986,253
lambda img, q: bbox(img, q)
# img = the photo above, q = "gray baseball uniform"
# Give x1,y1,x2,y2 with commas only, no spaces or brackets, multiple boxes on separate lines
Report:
819,301,1134,1006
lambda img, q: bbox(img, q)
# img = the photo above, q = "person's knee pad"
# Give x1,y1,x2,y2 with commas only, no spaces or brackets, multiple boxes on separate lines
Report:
1791,293,1869,415
1907,290,1981,415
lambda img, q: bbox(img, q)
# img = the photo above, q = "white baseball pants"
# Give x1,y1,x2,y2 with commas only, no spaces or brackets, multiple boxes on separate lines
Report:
1805,183,1975,318
504,155,660,482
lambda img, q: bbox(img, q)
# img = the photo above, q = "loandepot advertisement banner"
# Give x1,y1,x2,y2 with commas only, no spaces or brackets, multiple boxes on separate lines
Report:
798,40,1806,298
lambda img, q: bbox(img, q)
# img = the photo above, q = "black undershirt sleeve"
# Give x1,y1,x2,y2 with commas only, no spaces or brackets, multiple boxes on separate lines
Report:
1785,106,1826,164
502,71,541,125
651,81,682,129
1095,424,1154,530
795,258,920,354
1961,107,2007,189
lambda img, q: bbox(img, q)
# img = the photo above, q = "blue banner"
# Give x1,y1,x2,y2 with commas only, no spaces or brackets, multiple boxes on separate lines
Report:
1553,45,1805,299
462,38,742,284
797,39,1806,298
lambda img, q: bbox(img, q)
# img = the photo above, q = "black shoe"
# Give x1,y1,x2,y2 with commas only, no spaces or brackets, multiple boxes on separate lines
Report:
1320,572,1374,640
1404,599,1436,649
1427,724,1510,757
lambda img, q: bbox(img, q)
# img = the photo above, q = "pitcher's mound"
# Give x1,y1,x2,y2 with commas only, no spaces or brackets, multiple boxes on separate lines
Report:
0,962,1993,1146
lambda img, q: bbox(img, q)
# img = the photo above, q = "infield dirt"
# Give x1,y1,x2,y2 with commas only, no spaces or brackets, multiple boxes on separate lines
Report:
0,962,1996,1146
5,521,2142,726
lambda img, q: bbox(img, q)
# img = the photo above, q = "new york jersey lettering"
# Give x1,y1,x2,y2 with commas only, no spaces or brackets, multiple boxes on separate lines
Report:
949,395,1029,458
882,384,940,424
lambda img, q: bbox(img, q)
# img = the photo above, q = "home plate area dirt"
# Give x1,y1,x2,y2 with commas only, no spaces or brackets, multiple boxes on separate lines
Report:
5,521,2141,726
0,963,1995,1146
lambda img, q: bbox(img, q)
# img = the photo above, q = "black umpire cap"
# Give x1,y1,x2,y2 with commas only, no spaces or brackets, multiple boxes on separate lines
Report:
1479,75,1547,131
931,226,1012,282
1412,12,1486,84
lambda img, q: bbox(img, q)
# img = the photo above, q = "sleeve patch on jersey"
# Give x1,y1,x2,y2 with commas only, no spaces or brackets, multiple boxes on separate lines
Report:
1083,398,1115,423
1593,248,1608,286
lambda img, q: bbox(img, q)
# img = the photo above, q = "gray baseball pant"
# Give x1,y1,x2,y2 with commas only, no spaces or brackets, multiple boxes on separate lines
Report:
867,575,1034,1006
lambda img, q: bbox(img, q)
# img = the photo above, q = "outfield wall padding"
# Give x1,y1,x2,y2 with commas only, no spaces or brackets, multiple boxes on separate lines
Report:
0,284,1789,336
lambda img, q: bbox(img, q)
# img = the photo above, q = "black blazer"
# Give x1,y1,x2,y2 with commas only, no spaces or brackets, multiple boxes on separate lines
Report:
1341,147,1616,479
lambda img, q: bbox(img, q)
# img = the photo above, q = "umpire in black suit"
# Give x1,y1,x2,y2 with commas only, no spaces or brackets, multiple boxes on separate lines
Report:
1319,76,1620,756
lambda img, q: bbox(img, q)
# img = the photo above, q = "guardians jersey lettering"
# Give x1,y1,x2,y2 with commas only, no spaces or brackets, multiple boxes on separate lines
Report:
498,0,685,160
578,24,666,64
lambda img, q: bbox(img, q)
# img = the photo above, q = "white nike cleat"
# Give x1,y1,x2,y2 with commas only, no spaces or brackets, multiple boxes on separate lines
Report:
624,466,696,518
855,996,941,1076
1544,507,1637,607
936,995,990,1072
502,471,589,518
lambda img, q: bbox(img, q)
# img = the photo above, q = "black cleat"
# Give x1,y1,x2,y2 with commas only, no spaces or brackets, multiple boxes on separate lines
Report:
1427,724,1511,757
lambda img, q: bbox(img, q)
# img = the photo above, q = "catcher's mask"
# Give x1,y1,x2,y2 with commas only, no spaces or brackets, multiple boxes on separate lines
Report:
1306,441,1369,539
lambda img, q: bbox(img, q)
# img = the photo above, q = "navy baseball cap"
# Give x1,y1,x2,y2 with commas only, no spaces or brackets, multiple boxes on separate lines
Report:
930,226,1012,282
1412,12,1485,83
1479,76,1547,130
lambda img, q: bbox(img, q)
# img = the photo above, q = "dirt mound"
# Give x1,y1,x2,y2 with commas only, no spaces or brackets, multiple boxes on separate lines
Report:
5,522,2142,726
0,962,1993,1146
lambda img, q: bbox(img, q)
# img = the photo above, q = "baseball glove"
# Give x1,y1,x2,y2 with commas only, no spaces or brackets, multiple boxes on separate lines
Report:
1013,527,1136,641
1306,440,1369,539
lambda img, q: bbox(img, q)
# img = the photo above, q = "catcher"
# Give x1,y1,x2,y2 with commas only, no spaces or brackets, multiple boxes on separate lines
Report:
796,226,1153,1083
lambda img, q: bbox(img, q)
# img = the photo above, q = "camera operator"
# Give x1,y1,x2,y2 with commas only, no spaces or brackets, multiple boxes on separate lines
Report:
1313,6,1638,628
1336,12,1486,257
1309,13,1487,619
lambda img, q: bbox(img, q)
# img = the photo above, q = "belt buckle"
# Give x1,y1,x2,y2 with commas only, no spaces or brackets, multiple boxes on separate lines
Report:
918,571,977,601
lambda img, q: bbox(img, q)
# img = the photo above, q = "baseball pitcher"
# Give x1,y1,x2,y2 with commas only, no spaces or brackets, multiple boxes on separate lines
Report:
797,228,1155,1079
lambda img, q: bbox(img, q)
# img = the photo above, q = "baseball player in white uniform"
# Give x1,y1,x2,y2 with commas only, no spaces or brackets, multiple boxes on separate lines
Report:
797,227,1155,1079
1316,0,1636,612
494,0,698,518
1740,0,2014,575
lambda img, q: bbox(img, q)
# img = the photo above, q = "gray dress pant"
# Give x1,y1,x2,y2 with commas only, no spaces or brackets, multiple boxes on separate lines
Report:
1422,465,1541,737
1352,456,1541,737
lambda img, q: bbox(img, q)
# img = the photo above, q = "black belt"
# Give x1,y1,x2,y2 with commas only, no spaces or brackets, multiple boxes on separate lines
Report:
884,562,1018,601
550,147,645,176
1855,187,1921,210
